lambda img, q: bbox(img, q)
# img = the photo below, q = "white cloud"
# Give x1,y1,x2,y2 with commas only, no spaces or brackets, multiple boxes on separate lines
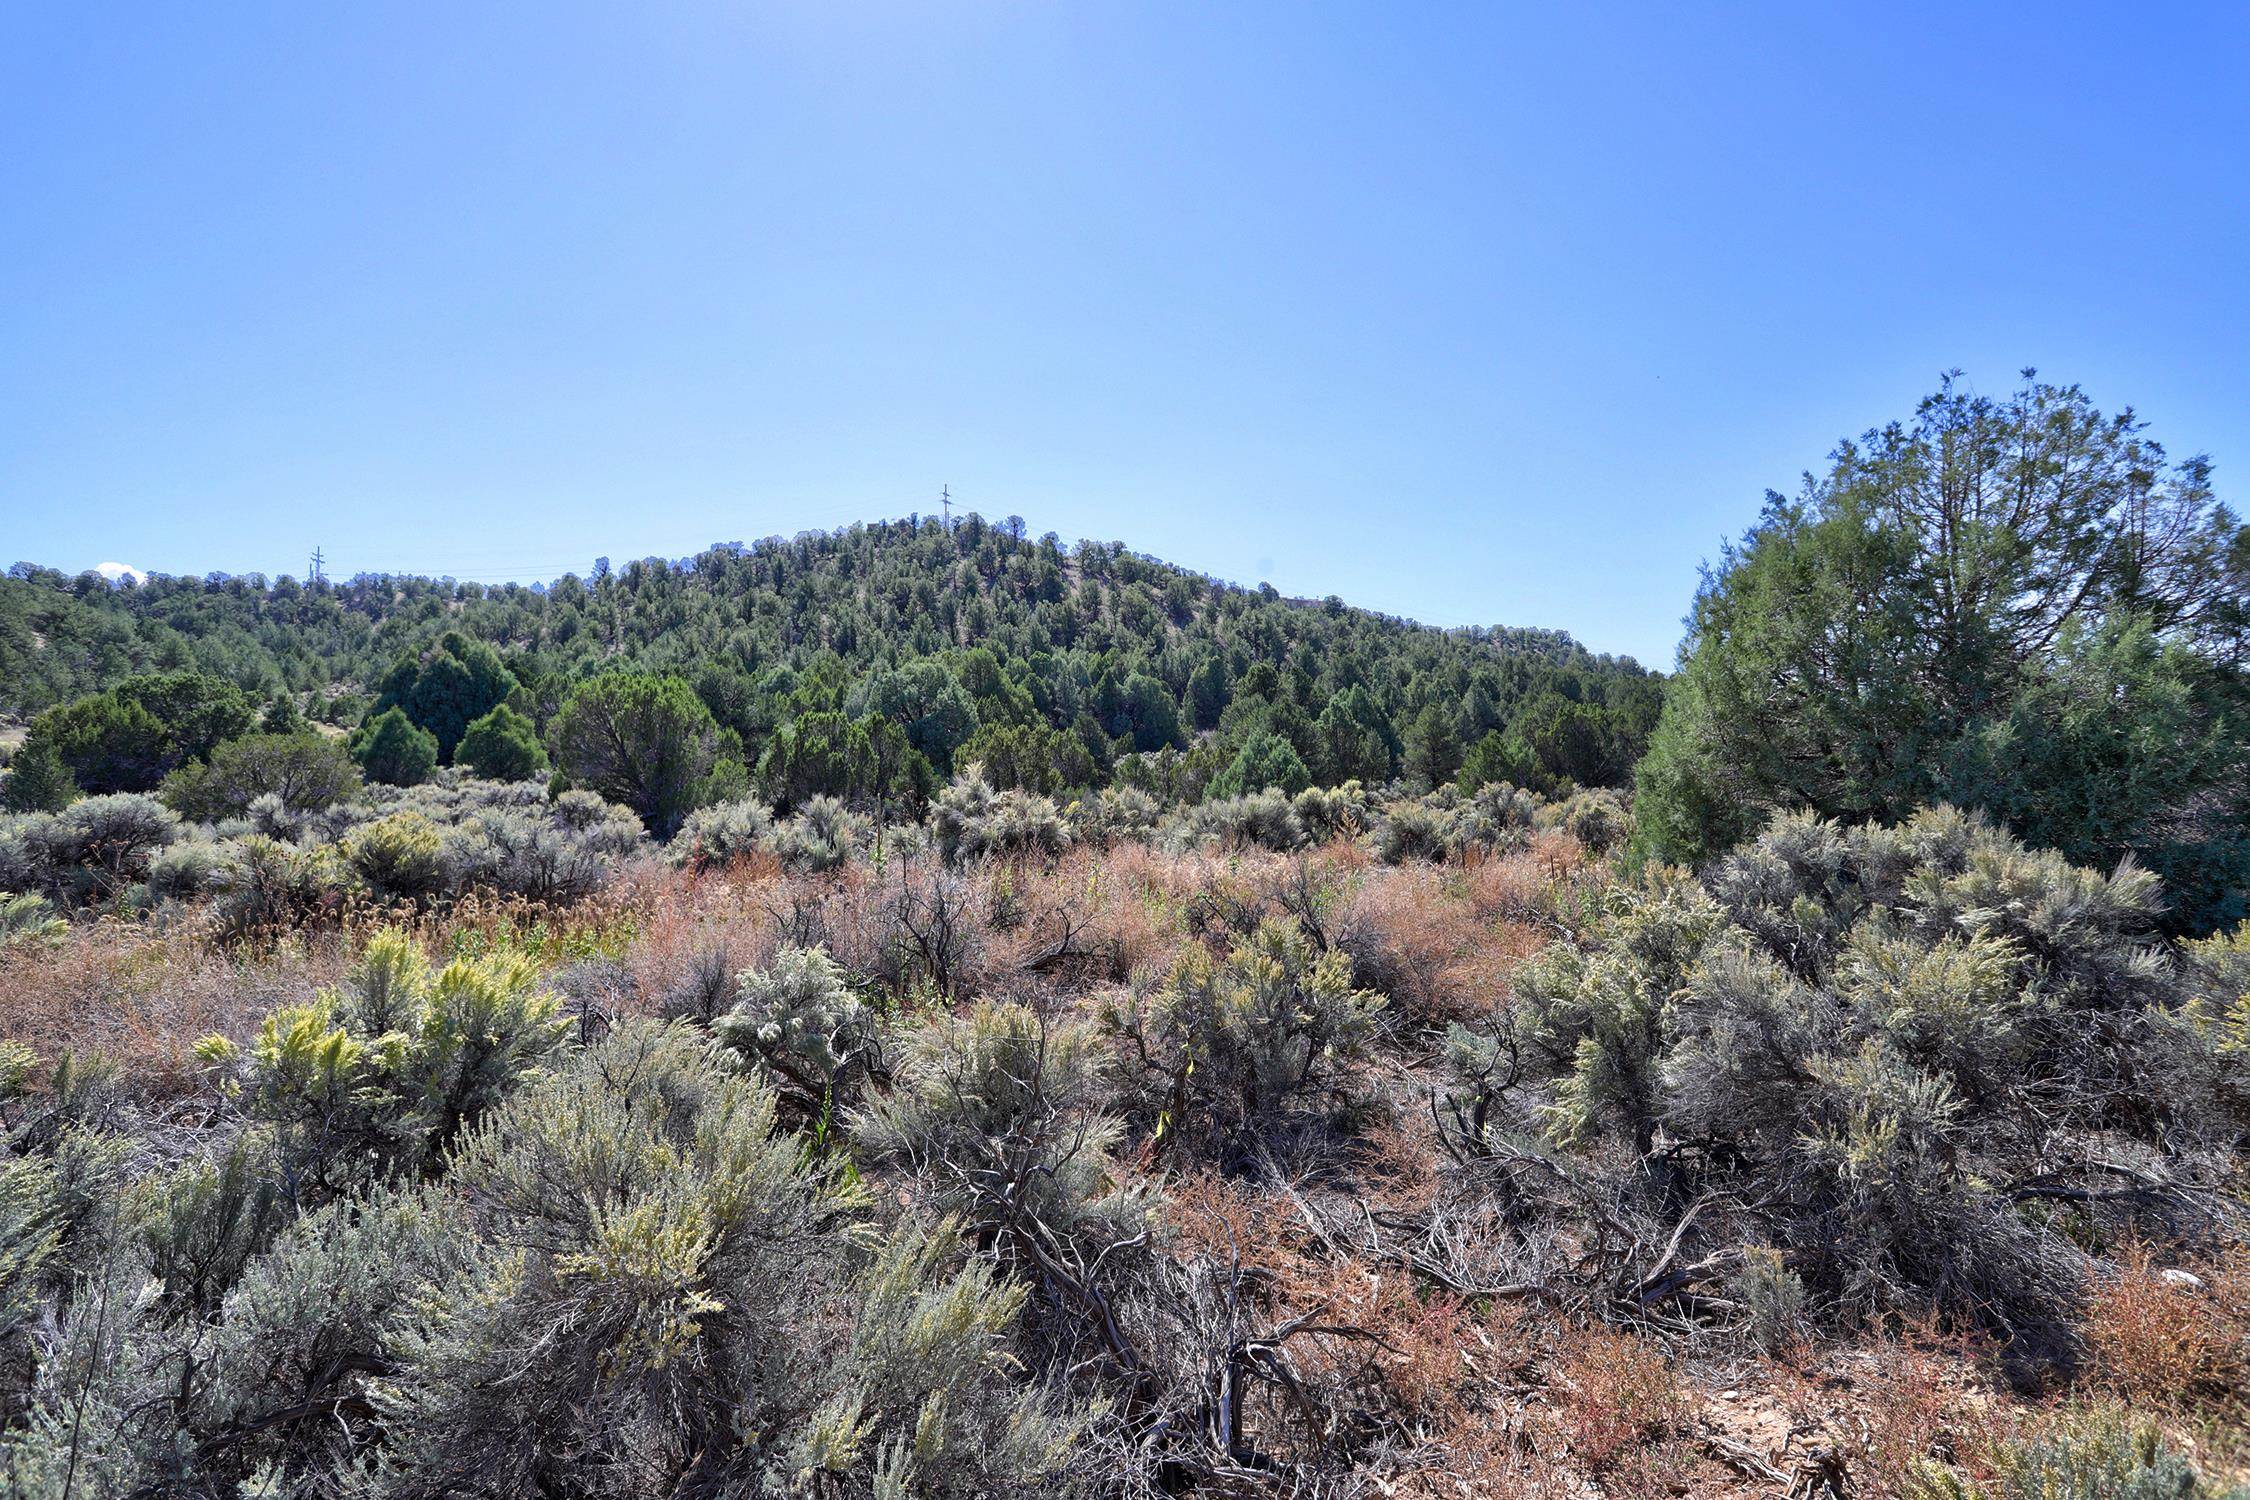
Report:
94,561,145,585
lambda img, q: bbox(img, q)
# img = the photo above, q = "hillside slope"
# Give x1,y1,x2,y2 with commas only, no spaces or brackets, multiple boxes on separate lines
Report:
3,514,1661,794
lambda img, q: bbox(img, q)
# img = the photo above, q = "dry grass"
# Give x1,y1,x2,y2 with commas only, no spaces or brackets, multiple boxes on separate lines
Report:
1337,862,1539,1026
1548,1320,1697,1490
0,914,350,1094
2080,1240,2250,1420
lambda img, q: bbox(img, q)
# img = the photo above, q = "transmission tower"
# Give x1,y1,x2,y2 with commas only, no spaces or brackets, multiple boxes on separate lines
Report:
308,546,325,584
939,484,953,531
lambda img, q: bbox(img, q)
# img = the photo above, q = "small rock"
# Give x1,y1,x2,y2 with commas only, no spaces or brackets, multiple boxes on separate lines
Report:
2158,1268,2204,1291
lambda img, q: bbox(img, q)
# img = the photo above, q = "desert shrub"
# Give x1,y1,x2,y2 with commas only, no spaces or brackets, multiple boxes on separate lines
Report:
362,1022,1079,1498
668,796,774,870
1370,797,1456,864
1171,788,1304,852
931,772,1069,865
341,811,448,898
361,1021,862,1495
443,810,612,902
189,1183,473,1487
655,941,739,1025
207,835,355,944
0,1152,62,1345
1542,787,1631,853
26,793,180,902
0,894,65,949
1903,1408,2227,1500
854,1000,1151,1267
712,945,881,1116
1730,1245,1811,1354
137,1138,293,1320
1107,915,1384,1139
768,793,870,873
244,790,304,841
197,929,570,1190
2176,927,2250,1129
1513,868,1725,1152
1068,784,1162,847
1452,780,1538,852
794,1218,1091,1499
2078,1242,2250,1414
1497,807,2228,1343
1550,1321,1691,1482
0,816,42,893
1292,780,1372,842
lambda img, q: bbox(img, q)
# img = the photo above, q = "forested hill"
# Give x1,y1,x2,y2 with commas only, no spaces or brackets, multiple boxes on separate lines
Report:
1,514,1662,797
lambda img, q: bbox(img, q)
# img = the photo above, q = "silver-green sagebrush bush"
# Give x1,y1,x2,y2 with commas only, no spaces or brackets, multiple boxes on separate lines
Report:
668,794,774,871
1904,1408,2245,1500
1106,915,1384,1140
711,943,882,1114
768,793,873,873
198,928,572,1189
930,771,1069,865
853,1000,1152,1264
1,1014,1099,1497
1457,804,2239,1349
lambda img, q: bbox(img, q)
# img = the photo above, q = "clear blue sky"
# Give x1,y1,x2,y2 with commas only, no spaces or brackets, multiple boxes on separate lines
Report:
5,3,2245,666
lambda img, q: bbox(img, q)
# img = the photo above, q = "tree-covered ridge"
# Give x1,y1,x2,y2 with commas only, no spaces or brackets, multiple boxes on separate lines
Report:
3,513,1662,803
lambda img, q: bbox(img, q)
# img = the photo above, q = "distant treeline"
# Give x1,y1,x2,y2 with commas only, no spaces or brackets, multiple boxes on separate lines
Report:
2,515,1662,820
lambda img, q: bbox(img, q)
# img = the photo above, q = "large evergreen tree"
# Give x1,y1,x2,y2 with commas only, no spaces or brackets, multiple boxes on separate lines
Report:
551,672,726,836
1636,372,2250,933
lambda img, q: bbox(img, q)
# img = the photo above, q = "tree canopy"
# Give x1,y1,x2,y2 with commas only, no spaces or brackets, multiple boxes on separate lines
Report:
1636,372,2250,933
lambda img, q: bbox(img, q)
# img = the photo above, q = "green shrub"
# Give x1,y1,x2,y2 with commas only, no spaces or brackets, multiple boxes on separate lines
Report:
1107,916,1384,1138
669,795,774,870
159,732,362,821
351,706,440,788
341,811,447,898
199,929,570,1188
1208,728,1311,800
1904,1408,2227,1500
712,945,880,1114
0,738,78,813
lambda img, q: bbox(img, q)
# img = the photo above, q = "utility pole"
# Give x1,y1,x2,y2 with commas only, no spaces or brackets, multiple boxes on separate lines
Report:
940,484,953,531
308,546,325,585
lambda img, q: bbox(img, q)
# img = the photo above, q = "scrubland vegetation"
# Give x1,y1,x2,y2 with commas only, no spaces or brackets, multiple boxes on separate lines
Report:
1,373,2246,1495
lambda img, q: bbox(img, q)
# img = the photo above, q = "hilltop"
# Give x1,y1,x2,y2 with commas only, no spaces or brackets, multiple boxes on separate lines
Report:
2,514,1662,800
